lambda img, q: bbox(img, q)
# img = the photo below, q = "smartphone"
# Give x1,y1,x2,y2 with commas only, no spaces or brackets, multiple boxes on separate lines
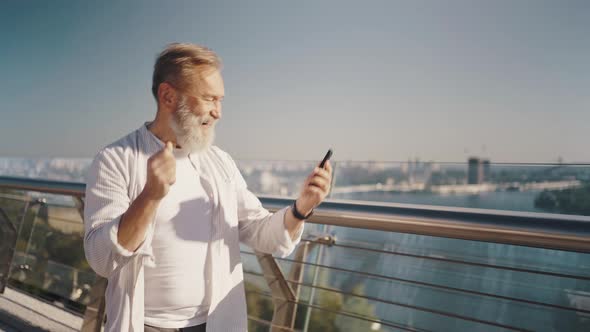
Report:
319,149,333,168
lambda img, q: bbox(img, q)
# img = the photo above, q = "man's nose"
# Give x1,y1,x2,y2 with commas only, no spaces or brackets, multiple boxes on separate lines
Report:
210,103,221,119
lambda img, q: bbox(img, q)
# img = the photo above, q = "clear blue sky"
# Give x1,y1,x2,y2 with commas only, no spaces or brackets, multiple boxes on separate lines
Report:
1,1,588,162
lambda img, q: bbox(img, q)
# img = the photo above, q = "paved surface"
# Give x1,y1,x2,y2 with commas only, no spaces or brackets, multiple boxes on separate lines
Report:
0,286,82,332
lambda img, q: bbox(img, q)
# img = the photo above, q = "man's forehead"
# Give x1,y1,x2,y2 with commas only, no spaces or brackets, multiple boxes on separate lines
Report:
187,67,224,95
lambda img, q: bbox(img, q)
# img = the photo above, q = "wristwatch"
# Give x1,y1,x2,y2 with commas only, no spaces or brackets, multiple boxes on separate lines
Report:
292,201,313,220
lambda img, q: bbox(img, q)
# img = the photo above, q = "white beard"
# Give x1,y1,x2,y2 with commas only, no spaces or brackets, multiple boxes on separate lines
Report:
169,96,216,154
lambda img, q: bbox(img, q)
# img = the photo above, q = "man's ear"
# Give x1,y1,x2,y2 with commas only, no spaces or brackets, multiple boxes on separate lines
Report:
157,82,177,109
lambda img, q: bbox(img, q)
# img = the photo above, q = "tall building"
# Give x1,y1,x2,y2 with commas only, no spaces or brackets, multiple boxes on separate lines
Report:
468,157,484,184
482,159,491,182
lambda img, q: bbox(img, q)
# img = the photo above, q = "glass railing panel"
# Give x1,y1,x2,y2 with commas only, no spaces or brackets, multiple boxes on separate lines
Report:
1,190,94,313
0,192,30,230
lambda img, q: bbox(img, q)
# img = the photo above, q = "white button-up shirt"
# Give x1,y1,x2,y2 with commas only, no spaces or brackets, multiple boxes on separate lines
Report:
143,136,213,328
83,122,303,332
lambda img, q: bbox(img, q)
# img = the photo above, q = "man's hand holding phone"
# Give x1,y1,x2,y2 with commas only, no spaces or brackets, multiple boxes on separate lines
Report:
293,149,333,219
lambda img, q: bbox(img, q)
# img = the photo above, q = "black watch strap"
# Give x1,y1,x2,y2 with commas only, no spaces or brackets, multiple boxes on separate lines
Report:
292,201,313,220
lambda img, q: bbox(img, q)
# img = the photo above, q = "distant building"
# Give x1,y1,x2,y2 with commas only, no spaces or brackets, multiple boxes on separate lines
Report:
482,159,491,182
468,157,488,184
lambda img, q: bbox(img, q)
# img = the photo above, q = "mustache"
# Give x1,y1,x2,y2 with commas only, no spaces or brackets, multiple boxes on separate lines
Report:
175,103,214,126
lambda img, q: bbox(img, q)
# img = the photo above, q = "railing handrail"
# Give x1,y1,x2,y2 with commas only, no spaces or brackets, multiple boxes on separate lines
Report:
1,175,589,253
0,176,85,197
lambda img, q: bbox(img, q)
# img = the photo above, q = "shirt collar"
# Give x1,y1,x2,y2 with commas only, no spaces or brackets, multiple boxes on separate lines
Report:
142,121,194,158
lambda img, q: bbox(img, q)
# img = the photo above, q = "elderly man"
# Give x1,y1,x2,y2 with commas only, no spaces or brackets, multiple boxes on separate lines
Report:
83,43,332,332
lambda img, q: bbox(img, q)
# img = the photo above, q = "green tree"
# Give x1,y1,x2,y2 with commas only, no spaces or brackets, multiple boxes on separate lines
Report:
307,288,343,332
245,281,274,332
535,183,590,216
334,284,379,332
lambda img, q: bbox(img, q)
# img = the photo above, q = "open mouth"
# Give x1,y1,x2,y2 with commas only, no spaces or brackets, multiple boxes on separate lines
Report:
201,121,212,127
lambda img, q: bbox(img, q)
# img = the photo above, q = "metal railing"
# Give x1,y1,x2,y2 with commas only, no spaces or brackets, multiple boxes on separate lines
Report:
261,197,590,253
1,175,589,332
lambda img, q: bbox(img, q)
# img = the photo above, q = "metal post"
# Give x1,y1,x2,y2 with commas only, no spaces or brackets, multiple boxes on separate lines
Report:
76,196,107,332
256,234,334,332
80,276,107,332
256,252,297,332
15,198,31,249
23,199,45,267
6,198,33,281
303,225,328,332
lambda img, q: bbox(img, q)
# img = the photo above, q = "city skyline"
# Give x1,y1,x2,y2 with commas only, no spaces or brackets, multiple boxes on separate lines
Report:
1,1,589,162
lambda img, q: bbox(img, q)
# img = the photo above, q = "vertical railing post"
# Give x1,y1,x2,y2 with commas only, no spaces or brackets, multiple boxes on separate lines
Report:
75,196,107,332
256,252,297,331
256,234,334,331
80,276,107,332
0,208,17,294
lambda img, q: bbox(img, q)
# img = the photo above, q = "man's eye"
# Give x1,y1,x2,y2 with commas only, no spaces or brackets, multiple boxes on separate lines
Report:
203,96,223,102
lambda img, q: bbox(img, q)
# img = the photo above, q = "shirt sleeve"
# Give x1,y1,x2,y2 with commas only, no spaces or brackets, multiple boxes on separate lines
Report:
228,158,304,257
83,148,150,278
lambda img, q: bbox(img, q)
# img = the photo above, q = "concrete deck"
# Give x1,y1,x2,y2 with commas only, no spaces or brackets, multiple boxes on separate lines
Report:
0,286,83,332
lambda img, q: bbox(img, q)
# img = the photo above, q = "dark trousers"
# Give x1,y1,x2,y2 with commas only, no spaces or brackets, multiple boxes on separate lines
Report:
144,323,206,332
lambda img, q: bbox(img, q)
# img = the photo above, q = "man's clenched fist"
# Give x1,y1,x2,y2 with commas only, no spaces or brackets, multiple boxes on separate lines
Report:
143,141,176,200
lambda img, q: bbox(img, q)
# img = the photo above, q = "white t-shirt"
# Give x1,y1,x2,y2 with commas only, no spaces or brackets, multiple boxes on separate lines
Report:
143,137,214,328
